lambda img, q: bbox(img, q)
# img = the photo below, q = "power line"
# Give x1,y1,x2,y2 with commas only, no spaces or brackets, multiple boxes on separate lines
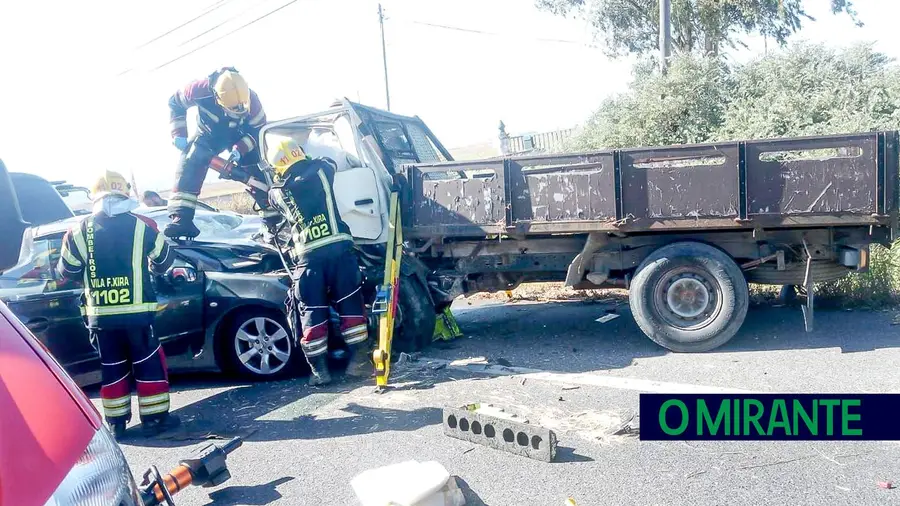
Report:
177,0,268,48
134,0,234,50
404,19,596,47
151,0,303,71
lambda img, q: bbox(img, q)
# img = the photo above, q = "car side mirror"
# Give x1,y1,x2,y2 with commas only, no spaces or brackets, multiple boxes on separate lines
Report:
167,266,198,286
0,159,27,272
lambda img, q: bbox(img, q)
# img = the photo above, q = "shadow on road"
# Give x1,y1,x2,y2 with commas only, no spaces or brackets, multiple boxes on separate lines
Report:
109,298,899,449
457,476,489,506
122,374,444,449
554,446,594,463
434,300,900,373
202,476,295,506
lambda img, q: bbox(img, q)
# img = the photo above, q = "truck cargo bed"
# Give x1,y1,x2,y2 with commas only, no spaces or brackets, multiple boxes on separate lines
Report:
399,132,899,238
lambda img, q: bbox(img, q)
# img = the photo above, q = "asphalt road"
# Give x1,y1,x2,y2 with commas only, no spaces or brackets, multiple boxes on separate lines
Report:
94,299,900,506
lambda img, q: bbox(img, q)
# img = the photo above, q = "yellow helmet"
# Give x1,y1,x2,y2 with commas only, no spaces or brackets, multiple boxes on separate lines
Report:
213,70,251,116
90,170,131,201
266,138,308,178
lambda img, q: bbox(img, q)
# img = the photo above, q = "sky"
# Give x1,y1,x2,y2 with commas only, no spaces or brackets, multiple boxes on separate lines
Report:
1,0,898,192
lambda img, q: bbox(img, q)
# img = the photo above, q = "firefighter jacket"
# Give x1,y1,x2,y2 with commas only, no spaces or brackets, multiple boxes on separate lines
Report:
268,158,354,261
168,67,267,156
57,212,175,328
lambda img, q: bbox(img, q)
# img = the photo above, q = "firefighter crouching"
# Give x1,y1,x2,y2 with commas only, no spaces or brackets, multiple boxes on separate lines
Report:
57,171,180,439
166,67,277,239
266,139,370,386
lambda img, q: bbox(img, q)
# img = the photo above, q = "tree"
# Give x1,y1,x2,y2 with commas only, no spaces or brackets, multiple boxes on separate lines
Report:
717,42,900,140
536,0,861,58
570,43,900,150
570,55,732,150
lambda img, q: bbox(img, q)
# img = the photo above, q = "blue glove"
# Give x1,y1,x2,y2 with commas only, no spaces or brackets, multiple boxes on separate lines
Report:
173,137,189,152
229,146,242,162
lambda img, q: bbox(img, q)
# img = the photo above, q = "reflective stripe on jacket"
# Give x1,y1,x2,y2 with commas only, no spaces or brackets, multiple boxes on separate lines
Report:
268,158,353,260
57,212,174,328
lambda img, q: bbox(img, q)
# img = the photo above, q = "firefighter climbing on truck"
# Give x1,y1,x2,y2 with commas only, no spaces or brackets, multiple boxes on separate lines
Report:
166,66,278,239
266,138,371,386
57,170,180,439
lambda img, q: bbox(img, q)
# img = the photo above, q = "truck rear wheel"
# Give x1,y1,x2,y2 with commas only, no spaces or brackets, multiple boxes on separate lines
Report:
629,241,749,352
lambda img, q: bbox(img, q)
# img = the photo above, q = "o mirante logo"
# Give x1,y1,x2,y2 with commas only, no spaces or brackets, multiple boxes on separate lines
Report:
639,394,900,441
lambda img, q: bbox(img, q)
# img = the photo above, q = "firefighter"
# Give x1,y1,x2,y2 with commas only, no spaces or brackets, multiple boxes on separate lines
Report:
166,67,275,239
57,170,179,439
266,138,370,386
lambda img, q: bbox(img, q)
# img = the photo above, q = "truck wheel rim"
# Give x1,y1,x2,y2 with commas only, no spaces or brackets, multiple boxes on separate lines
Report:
234,317,291,375
665,277,710,318
654,268,721,331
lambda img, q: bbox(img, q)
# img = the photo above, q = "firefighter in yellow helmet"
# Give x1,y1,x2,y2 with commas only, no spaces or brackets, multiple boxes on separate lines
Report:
266,139,370,386
166,67,275,239
57,170,179,439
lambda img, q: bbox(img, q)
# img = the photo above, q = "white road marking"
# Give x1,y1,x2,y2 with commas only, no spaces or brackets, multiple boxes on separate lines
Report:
418,357,759,394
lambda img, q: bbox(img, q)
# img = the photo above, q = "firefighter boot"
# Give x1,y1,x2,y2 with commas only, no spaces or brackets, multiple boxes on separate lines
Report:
307,354,332,386
109,420,129,441
344,343,372,379
141,413,182,437
164,208,201,240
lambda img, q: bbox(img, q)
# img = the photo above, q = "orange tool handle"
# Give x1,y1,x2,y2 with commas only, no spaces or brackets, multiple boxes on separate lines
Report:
152,465,194,503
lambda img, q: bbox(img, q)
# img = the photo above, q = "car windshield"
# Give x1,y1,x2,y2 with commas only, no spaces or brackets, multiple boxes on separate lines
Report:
146,212,243,236
0,234,70,300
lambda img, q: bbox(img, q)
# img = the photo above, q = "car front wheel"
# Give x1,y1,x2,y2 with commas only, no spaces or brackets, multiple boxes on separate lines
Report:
221,309,297,379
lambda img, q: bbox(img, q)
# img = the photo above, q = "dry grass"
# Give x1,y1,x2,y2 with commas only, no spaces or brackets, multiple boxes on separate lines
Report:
466,282,628,304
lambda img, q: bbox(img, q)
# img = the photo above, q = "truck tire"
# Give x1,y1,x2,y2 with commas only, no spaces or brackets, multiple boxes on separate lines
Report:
390,274,437,353
629,241,749,353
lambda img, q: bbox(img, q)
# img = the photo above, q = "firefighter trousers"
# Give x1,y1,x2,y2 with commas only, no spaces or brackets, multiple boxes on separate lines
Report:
287,246,369,359
93,326,171,425
168,133,268,224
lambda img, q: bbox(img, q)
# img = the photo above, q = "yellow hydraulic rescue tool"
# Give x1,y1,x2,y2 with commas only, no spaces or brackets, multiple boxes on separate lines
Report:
372,190,402,388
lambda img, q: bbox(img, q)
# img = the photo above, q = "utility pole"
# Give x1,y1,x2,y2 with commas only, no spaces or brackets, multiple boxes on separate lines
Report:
378,3,391,111
659,0,671,74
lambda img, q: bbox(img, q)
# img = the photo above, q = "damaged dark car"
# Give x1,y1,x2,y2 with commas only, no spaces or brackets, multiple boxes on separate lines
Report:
0,167,303,386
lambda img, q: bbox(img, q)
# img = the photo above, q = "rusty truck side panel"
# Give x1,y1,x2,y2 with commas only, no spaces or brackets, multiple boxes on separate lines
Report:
399,132,899,238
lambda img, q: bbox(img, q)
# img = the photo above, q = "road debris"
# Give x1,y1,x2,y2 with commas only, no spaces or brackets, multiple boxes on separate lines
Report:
877,481,895,490
561,386,581,391
442,403,558,462
595,313,620,324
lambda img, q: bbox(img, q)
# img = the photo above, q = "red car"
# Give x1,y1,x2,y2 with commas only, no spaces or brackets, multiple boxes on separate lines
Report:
0,161,143,505
0,297,143,505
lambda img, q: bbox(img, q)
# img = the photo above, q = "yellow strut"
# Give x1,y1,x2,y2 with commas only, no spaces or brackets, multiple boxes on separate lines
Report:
372,191,402,387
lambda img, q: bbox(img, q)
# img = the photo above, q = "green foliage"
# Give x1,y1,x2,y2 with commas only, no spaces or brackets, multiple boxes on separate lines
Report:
570,42,900,305
573,43,900,150
717,43,900,140
570,55,732,150
817,245,900,308
536,0,861,58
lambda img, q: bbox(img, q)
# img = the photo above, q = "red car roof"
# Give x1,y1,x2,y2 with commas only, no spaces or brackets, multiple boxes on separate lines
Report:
0,300,100,505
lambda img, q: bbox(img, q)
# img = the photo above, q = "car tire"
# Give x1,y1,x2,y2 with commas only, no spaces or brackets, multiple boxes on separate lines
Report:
629,241,749,353
219,308,299,380
390,274,437,353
